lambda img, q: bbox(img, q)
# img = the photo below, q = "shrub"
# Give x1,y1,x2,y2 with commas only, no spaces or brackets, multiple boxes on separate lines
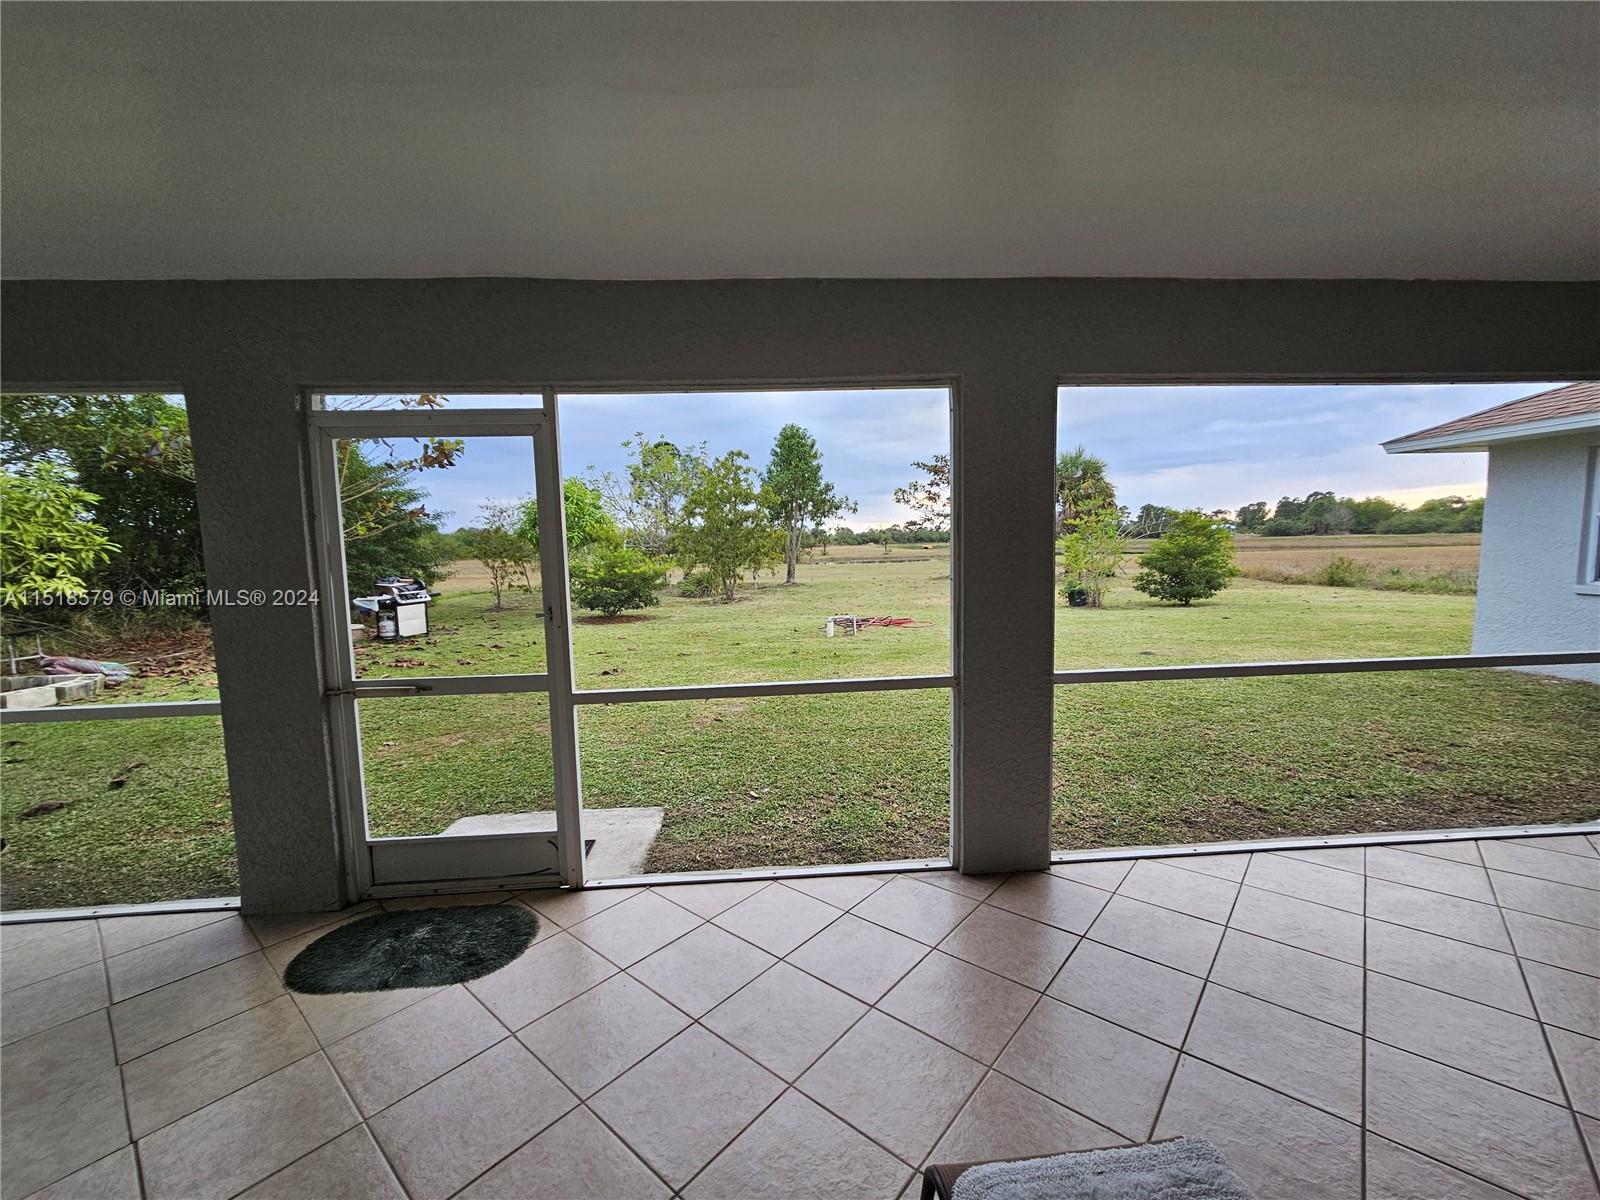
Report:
1308,555,1371,587
571,547,669,617
677,569,717,598
1131,511,1238,605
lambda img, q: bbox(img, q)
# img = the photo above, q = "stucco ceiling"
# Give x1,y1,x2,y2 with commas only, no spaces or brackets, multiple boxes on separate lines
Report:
2,2,1597,281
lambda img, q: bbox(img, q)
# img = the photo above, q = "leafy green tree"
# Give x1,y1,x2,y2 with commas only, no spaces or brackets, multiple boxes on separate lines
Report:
0,464,119,607
1055,446,1116,536
1234,501,1270,532
893,454,951,533
1132,510,1239,605
1344,496,1405,533
1057,500,1127,607
1377,495,1484,533
571,546,669,617
592,435,708,556
467,501,536,610
1129,504,1179,538
516,478,621,556
673,451,783,601
761,424,854,585
337,444,456,596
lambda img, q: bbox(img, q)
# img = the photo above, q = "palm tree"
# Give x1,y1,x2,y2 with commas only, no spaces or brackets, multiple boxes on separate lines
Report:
1055,446,1116,535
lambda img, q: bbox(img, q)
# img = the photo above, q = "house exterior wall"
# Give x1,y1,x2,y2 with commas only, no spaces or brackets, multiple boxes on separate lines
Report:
2,278,1596,911
1474,432,1600,683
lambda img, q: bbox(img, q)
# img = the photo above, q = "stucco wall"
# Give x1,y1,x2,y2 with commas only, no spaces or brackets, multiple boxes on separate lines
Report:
2,278,1596,911
1475,432,1600,683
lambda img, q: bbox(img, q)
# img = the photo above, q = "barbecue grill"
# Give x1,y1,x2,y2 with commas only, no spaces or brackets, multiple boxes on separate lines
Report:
353,577,434,639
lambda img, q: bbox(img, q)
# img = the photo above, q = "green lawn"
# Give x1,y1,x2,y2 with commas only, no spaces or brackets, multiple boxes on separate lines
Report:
4,548,1597,909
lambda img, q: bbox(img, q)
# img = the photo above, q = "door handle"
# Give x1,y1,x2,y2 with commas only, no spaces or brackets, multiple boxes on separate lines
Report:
325,684,431,698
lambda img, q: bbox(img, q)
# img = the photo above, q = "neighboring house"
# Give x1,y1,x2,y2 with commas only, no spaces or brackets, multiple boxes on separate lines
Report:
1385,381,1600,684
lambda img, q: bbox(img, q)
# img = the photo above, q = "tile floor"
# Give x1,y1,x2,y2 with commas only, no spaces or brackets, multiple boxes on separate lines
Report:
3,833,1598,1200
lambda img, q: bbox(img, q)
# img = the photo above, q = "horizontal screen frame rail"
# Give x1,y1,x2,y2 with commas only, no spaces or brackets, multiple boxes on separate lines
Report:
571,673,957,706
1053,650,1599,685
0,698,222,725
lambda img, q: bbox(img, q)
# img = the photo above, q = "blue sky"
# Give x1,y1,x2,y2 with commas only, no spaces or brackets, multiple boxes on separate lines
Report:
330,382,1560,531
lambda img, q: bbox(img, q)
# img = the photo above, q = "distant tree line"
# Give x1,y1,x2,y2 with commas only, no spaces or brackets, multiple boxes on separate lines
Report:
1235,492,1484,536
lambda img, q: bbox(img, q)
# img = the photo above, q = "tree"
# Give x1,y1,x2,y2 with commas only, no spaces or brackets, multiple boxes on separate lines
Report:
1234,501,1270,532
337,444,456,596
1377,495,1484,534
1055,446,1116,536
1345,496,1405,533
1128,504,1179,538
516,478,620,556
1057,500,1127,608
761,424,854,585
673,451,783,602
893,454,951,533
468,501,535,610
591,435,708,556
1132,510,1239,605
0,464,118,607
571,546,669,617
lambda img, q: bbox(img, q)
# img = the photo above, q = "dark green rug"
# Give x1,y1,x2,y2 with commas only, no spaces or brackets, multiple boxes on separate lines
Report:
284,905,540,994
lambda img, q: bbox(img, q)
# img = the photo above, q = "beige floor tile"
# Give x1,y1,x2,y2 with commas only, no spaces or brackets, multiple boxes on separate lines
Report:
1121,859,1239,923
1580,1112,1600,1166
629,922,775,1016
1,1012,129,1199
567,891,701,967
1274,846,1366,875
1047,858,1131,890
786,913,927,1003
1365,1134,1520,1200
1368,846,1495,903
106,916,259,1002
685,1089,910,1200
986,871,1109,934
1367,920,1533,1014
1547,1027,1599,1118
125,994,318,1137
1366,877,1513,951
325,986,506,1116
0,919,101,993
918,870,1007,901
878,951,1037,1063
1366,972,1563,1102
1164,852,1253,882
368,1039,576,1200
1492,871,1600,929
110,951,284,1061
1086,894,1222,977
1,960,108,1046
518,972,690,1096
137,1053,359,1200
1187,985,1361,1121
98,910,235,957
18,1146,140,1200
701,961,866,1080
291,984,444,1045
246,903,378,949
521,885,642,928
938,902,1076,990
927,1071,1123,1166
1047,938,1202,1046
1481,840,1600,890
590,1027,784,1188
848,876,980,946
465,930,616,1028
651,879,769,918
1510,835,1600,859
1208,928,1362,1031
994,998,1175,1140
261,911,379,974
1244,854,1363,914
1154,1056,1360,1200
237,1126,404,1200
1366,1041,1593,1200
781,872,892,910
1228,885,1364,965
456,1106,670,1200
798,1011,984,1164
1398,839,1484,865
1524,959,1600,1038
1503,909,1600,976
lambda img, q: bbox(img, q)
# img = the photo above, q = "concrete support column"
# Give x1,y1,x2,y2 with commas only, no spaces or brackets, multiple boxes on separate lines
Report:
952,367,1057,873
185,377,345,912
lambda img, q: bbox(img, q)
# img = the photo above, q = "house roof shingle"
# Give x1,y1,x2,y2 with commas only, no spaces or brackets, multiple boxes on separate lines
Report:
1384,381,1600,451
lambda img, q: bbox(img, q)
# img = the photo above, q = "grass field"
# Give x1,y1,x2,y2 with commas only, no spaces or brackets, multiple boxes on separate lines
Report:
5,531,1598,910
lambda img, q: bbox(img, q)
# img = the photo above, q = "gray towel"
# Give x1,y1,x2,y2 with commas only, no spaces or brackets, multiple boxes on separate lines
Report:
950,1137,1251,1200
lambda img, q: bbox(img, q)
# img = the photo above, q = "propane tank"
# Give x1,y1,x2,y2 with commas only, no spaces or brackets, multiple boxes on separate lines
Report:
377,612,398,640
